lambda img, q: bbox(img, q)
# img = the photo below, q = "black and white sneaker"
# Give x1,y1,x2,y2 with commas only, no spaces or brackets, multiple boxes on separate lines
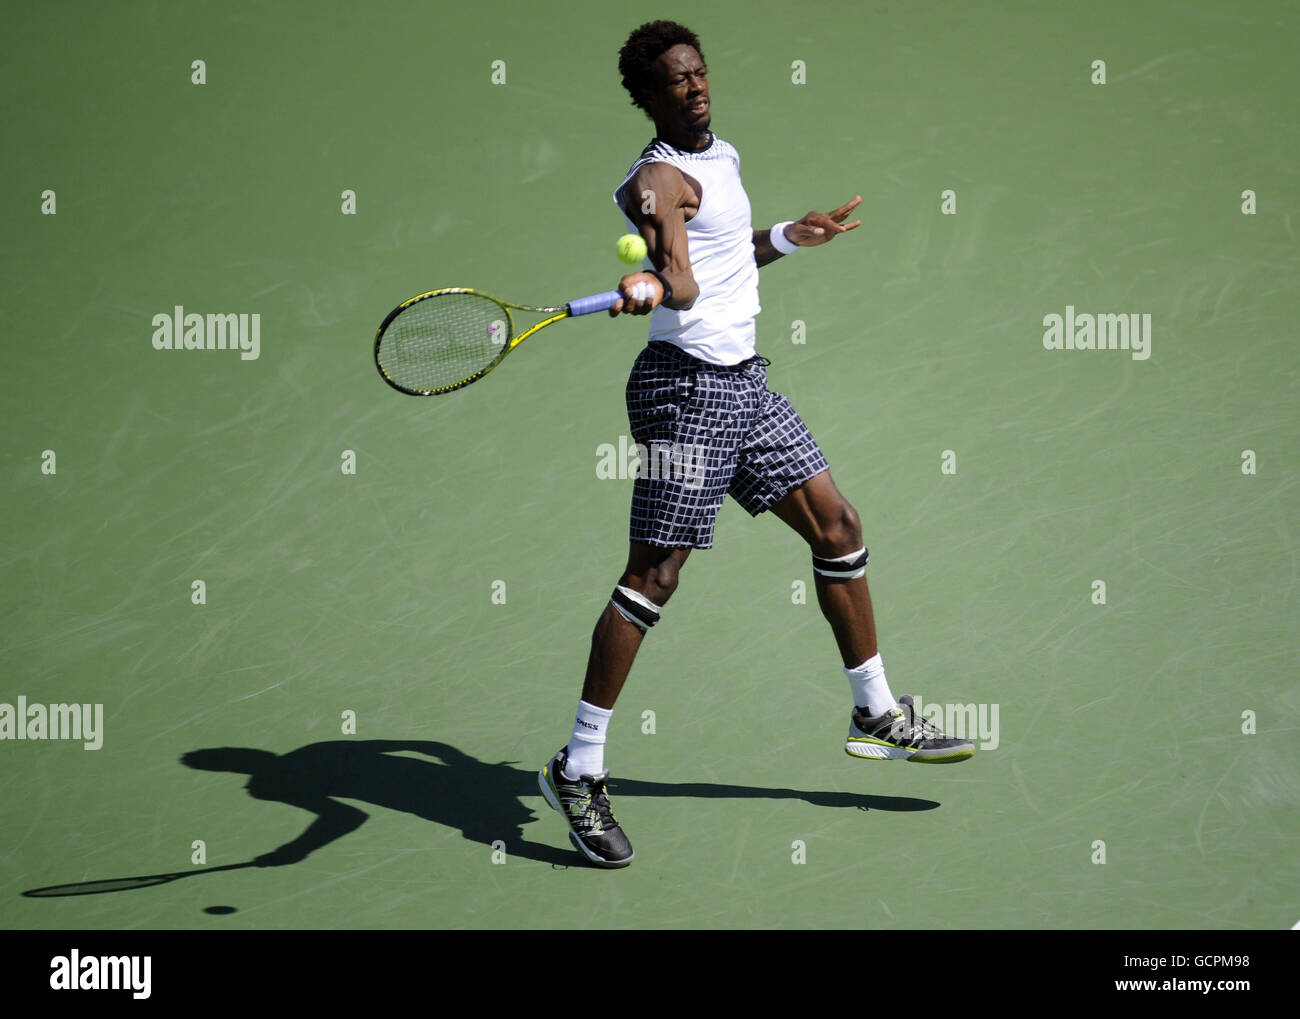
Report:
538,747,635,868
845,694,975,763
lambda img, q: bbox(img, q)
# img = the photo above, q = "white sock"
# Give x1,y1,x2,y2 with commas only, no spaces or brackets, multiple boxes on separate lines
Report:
564,700,612,779
844,653,896,716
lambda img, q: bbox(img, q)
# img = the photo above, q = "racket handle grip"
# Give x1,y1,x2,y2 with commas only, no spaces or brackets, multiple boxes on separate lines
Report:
567,291,623,317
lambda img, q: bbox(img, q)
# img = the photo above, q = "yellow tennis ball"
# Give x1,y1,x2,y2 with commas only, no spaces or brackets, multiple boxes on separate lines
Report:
616,233,648,264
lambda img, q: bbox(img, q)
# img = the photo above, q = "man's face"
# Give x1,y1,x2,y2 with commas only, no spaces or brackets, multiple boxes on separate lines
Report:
644,44,709,133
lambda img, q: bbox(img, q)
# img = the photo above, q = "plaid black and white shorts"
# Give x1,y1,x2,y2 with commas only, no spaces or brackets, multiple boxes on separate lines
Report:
625,341,829,549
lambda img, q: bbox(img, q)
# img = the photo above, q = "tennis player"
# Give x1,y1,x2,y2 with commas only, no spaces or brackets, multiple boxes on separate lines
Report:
539,20,973,868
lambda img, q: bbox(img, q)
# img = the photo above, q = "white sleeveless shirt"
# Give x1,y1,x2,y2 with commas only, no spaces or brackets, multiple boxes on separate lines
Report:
613,134,760,365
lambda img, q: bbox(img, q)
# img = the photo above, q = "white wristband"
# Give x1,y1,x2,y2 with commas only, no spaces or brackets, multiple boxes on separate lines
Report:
770,221,800,255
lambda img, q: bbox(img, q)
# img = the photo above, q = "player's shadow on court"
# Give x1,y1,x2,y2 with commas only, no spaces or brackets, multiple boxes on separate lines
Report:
21,740,943,894
173,740,938,870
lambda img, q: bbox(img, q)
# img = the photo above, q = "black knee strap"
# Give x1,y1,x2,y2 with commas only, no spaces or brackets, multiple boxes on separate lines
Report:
610,585,661,630
812,547,869,579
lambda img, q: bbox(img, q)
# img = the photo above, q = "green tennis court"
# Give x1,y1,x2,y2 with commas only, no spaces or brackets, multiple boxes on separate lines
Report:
2,0,1296,929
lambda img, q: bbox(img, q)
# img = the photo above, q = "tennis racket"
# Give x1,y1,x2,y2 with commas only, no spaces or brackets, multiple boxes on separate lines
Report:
373,286,623,396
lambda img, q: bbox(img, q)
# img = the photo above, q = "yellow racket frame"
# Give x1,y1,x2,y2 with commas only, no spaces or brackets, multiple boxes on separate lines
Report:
373,287,572,396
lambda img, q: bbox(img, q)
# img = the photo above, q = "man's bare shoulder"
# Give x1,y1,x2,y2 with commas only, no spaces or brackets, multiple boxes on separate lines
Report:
620,160,689,216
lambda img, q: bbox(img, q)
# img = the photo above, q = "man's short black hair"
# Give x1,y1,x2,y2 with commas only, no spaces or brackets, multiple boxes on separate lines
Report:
618,20,704,115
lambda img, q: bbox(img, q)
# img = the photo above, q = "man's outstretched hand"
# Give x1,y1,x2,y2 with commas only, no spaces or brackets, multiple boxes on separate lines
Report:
785,195,863,247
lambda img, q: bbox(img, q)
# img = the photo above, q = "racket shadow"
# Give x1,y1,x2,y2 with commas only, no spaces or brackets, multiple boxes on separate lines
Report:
24,862,255,898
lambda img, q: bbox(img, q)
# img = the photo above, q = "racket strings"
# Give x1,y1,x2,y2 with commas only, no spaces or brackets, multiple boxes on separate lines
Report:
377,292,512,393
